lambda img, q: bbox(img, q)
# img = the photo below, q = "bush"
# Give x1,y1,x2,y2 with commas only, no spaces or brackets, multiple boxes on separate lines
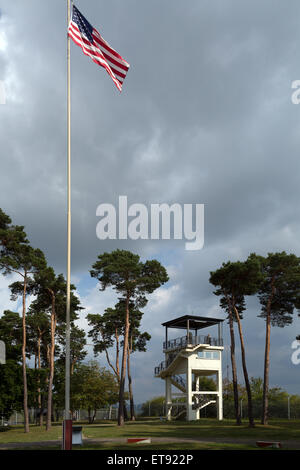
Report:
0,425,11,432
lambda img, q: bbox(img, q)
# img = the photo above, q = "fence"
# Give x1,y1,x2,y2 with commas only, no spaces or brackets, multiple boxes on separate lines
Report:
223,398,300,420
5,407,118,425
73,407,118,421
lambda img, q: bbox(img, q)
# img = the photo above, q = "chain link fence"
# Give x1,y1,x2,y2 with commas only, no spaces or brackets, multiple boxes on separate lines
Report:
5,407,118,425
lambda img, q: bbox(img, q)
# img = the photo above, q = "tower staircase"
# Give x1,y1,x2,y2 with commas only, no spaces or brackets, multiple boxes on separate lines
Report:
170,375,186,393
192,394,216,411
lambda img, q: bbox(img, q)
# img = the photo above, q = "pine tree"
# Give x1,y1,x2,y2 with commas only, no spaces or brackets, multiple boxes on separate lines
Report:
90,249,168,426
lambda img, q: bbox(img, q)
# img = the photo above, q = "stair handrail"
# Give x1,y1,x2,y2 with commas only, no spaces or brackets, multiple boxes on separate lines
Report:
172,375,186,389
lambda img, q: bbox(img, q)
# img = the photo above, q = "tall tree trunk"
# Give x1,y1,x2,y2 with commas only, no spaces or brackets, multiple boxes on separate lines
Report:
37,331,43,427
103,329,128,422
116,332,129,419
45,343,50,423
127,341,135,421
105,347,119,382
233,304,254,427
34,352,38,424
227,300,241,425
118,294,130,426
261,280,275,425
261,279,275,425
22,274,30,433
71,358,76,376
46,291,56,431
115,328,120,379
262,311,271,425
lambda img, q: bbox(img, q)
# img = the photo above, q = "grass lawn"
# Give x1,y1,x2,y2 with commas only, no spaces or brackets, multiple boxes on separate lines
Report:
0,418,299,450
5,442,259,451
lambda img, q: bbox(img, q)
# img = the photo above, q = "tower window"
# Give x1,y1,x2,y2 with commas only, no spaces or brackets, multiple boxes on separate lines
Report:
197,350,220,360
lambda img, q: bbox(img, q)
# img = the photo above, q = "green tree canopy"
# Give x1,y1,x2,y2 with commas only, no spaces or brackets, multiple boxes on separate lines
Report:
71,361,119,423
0,360,23,421
0,310,22,362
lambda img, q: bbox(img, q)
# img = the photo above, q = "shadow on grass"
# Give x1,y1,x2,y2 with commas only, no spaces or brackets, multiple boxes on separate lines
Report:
81,418,300,441
7,442,265,451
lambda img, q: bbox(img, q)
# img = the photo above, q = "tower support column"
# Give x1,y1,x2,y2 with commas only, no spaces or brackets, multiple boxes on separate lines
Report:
217,370,223,420
165,377,172,420
186,359,197,421
195,375,200,419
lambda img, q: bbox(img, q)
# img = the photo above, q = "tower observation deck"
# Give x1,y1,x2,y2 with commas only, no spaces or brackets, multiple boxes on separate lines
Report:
154,315,224,421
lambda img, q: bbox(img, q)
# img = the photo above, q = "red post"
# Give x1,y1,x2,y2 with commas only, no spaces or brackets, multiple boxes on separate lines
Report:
62,419,72,450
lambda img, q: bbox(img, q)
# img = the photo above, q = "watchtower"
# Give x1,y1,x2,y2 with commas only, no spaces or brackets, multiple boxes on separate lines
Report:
154,315,224,421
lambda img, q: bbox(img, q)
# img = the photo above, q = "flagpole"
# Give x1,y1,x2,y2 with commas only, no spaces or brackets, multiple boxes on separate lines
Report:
65,0,71,423
63,4,129,445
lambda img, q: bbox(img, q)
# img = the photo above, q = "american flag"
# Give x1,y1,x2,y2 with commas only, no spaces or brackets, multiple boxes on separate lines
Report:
68,5,130,92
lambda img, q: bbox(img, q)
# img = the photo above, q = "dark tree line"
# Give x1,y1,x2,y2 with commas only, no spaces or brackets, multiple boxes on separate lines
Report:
0,209,169,430
0,209,84,431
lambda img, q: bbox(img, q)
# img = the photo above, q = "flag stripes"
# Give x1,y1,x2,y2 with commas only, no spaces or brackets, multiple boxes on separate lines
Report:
68,5,130,92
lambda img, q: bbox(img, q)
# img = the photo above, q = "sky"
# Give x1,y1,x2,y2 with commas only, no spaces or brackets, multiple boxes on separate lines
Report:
0,0,300,404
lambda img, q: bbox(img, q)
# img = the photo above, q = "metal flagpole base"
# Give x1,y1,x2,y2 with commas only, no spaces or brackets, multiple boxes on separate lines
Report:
62,419,73,450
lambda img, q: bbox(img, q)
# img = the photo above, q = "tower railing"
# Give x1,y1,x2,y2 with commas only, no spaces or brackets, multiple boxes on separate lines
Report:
154,357,173,376
163,334,222,351
155,334,223,376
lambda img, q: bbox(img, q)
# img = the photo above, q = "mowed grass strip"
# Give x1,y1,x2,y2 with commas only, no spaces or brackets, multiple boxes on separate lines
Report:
81,418,300,442
3,442,261,451
0,418,299,446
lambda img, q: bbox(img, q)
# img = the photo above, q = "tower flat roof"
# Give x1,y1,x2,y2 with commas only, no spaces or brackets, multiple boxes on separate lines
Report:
162,315,224,330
